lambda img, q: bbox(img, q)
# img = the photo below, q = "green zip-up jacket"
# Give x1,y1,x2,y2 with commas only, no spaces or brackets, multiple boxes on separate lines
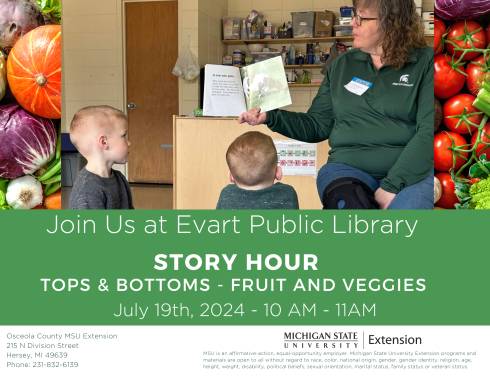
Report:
266,47,434,193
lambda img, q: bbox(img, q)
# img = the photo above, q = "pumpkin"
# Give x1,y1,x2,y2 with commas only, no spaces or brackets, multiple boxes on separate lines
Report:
6,24,61,119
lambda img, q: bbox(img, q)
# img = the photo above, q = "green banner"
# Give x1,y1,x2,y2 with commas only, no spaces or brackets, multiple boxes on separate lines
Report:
0,211,488,325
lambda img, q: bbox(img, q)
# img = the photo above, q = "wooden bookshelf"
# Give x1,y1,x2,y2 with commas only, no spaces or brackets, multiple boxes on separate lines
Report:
223,35,433,45
222,36,354,45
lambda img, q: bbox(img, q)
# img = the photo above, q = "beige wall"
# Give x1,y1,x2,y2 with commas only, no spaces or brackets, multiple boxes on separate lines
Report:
198,0,228,66
62,0,124,132
179,0,200,115
228,0,433,19
180,0,228,115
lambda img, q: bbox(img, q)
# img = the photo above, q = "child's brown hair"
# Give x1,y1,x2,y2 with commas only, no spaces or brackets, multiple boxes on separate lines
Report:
226,131,278,186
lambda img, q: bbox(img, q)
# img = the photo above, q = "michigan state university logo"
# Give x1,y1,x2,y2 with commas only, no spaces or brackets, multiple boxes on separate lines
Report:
392,74,414,87
283,330,359,349
399,74,410,83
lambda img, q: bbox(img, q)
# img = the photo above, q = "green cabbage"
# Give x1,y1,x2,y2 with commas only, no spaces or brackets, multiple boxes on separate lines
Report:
469,177,490,209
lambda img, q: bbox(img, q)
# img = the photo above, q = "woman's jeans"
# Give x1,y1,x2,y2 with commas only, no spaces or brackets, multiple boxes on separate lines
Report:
317,163,434,209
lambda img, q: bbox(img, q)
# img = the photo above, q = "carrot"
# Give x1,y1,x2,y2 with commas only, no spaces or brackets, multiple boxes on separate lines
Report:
44,190,61,210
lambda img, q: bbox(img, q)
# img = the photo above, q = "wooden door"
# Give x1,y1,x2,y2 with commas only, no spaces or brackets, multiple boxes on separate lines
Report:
125,1,178,183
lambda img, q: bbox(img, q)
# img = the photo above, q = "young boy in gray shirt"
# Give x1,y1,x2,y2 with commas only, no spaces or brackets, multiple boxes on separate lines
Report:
69,105,133,209
217,131,298,209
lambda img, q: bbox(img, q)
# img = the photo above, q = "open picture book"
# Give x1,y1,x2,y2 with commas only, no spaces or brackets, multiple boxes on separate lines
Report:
203,56,292,117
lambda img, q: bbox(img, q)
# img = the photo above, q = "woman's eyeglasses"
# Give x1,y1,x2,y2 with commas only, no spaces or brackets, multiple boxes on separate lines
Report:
352,10,378,26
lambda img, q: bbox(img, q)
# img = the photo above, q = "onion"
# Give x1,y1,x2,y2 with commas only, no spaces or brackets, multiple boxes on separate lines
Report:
0,104,56,179
6,175,42,209
434,176,442,204
435,0,490,20
0,0,44,49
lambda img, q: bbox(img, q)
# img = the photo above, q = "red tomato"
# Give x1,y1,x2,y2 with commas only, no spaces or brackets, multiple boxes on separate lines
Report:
442,94,482,135
434,54,466,99
445,20,487,61
435,172,459,209
471,123,490,158
466,55,490,95
487,25,490,46
434,131,469,172
434,17,446,54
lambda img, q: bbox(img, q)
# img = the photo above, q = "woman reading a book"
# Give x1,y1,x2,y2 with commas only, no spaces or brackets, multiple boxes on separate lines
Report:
239,0,433,209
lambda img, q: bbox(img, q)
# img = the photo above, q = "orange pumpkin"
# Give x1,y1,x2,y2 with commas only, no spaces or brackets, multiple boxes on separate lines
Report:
7,25,61,119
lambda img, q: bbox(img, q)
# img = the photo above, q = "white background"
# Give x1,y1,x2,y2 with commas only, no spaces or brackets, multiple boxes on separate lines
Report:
1,326,489,377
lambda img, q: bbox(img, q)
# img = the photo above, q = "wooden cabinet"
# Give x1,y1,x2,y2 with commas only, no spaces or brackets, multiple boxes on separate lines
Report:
173,116,329,209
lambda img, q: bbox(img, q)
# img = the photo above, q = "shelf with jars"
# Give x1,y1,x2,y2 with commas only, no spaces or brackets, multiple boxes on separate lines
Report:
223,35,433,45
222,36,354,45
222,35,433,87
227,41,331,86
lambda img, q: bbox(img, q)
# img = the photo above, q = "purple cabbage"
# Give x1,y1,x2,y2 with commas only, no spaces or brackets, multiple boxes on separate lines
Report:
0,104,56,179
435,0,490,20
0,0,44,49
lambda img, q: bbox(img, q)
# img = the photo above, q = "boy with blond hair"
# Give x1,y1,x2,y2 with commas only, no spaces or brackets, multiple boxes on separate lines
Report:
69,105,133,209
217,131,298,209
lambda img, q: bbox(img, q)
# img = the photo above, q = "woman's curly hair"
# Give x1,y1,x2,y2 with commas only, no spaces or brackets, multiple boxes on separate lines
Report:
353,0,427,69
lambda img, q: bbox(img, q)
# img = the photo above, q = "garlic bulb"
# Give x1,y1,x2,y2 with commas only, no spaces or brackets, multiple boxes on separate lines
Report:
434,176,442,204
6,175,43,209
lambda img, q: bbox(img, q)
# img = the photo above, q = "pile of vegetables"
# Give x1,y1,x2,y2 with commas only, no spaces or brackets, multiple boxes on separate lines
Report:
0,0,61,210
433,3,490,209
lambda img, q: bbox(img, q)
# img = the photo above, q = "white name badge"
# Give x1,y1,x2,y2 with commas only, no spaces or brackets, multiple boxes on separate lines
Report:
344,76,373,96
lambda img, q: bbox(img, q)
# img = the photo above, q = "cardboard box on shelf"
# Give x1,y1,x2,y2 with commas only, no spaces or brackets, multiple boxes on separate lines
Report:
315,11,335,37
334,25,353,37
223,17,241,40
292,11,315,38
338,17,352,26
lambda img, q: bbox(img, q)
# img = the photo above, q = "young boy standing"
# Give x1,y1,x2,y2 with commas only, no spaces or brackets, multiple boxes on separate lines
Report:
69,105,133,209
217,131,298,209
